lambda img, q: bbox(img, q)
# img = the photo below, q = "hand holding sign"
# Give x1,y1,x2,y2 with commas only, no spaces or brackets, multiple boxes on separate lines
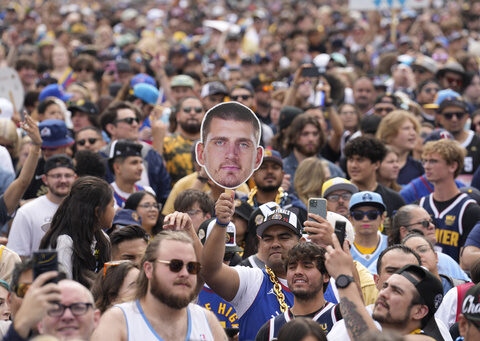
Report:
196,102,264,189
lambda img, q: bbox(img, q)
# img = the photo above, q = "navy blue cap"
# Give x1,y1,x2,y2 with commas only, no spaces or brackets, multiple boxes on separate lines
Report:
39,120,74,149
113,209,141,227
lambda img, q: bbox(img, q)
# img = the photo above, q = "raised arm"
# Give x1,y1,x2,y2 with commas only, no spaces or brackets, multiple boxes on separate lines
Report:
325,234,377,340
201,191,240,302
3,115,41,215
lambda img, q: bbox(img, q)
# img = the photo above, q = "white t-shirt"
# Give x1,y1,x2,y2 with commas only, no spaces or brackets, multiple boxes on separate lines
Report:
7,195,59,256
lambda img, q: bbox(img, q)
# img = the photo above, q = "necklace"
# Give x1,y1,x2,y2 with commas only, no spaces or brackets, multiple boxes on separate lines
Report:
247,186,285,207
265,265,289,313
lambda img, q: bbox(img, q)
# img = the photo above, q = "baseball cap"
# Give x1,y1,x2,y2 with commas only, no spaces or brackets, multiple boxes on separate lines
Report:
44,154,75,174
278,106,303,131
256,209,302,237
322,177,358,198
39,84,73,102
121,8,138,21
39,120,75,149
200,81,228,98
411,55,438,74
112,209,142,227
461,284,480,322
396,264,444,326
0,98,14,119
130,73,156,88
171,75,195,89
109,140,142,160
234,199,253,222
262,148,283,167
425,89,467,111
349,191,386,212
197,218,243,253
133,83,159,105
422,129,453,144
68,100,99,116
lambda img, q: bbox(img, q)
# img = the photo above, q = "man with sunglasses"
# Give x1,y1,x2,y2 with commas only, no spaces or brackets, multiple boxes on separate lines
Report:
100,101,171,205
163,96,205,184
420,138,480,263
322,177,358,218
75,126,105,153
435,90,480,185
372,94,398,118
348,191,388,271
436,61,468,94
92,230,226,340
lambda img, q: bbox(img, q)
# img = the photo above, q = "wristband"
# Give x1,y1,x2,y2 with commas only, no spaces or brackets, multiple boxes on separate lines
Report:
215,218,229,227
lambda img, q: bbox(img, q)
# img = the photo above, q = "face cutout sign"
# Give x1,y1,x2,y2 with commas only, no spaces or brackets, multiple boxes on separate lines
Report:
196,101,264,189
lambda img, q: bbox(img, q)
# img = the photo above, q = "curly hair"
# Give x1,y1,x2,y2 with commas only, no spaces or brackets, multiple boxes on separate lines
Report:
344,136,387,163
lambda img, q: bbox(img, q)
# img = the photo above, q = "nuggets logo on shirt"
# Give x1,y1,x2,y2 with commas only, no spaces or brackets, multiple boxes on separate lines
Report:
445,215,456,226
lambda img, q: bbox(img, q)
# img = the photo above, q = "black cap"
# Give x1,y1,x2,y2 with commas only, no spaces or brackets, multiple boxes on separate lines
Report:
68,100,99,116
395,264,444,327
234,199,253,222
278,106,303,131
44,154,75,174
108,140,143,160
256,209,302,237
461,284,480,322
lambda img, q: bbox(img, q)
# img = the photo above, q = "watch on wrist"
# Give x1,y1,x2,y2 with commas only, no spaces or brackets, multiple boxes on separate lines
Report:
336,274,355,289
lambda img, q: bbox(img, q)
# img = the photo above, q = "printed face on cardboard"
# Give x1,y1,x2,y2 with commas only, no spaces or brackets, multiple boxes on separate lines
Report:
196,102,264,189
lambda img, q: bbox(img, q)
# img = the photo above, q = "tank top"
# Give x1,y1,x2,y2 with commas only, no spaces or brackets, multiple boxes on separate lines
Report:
115,300,214,341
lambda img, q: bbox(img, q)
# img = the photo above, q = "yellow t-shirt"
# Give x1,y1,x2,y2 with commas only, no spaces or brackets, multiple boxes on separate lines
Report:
354,260,379,306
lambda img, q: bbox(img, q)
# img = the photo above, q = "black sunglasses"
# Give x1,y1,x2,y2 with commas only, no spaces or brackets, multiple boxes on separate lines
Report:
47,302,93,317
183,106,203,114
351,210,382,221
231,95,251,101
77,138,98,146
75,67,93,73
156,259,201,275
442,111,466,120
405,219,434,229
115,117,139,125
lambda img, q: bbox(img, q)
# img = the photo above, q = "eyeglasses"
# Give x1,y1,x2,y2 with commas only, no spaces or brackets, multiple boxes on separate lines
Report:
405,219,434,229
156,259,201,275
231,95,252,101
183,106,203,114
13,283,31,298
442,111,466,120
350,210,382,221
115,117,139,125
75,67,93,73
103,260,131,277
326,193,352,202
138,203,160,210
47,302,93,317
46,173,75,180
77,138,98,146
445,76,463,87
374,106,394,115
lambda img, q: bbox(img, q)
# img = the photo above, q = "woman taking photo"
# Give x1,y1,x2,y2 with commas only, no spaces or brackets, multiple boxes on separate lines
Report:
124,191,162,236
40,176,113,288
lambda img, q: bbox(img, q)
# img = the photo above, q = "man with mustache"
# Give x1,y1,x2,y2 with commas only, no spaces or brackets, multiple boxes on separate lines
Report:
256,242,341,341
196,102,263,189
8,155,76,258
163,96,206,184
243,148,307,224
92,229,226,340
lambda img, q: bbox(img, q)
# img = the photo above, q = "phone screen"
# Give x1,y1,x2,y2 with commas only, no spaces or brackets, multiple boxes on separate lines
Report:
33,250,58,284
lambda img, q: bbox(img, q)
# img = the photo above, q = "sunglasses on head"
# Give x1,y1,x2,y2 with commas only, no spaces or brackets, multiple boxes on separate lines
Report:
350,210,382,221
231,95,252,101
183,106,203,114
77,138,98,146
442,111,466,120
156,259,201,275
13,283,31,298
115,117,139,125
103,260,132,277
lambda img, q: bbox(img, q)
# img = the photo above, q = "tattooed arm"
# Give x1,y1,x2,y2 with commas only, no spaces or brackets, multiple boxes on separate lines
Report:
325,234,378,340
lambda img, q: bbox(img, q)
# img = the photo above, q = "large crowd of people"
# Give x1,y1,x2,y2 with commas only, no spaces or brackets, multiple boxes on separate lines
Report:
2,0,480,340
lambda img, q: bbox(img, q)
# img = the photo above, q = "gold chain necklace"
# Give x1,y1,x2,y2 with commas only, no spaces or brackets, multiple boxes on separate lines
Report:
265,265,289,312
247,186,285,206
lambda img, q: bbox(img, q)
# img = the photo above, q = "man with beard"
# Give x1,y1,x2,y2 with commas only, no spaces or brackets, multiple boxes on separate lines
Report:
163,96,206,184
256,243,341,341
243,148,307,224
283,114,344,194
203,194,302,340
7,155,76,258
325,237,445,341
92,230,226,340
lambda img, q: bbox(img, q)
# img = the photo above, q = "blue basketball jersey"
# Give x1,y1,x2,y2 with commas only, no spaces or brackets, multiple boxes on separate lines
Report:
238,270,294,341
420,193,475,262
265,303,339,340
350,233,388,269
197,286,239,329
